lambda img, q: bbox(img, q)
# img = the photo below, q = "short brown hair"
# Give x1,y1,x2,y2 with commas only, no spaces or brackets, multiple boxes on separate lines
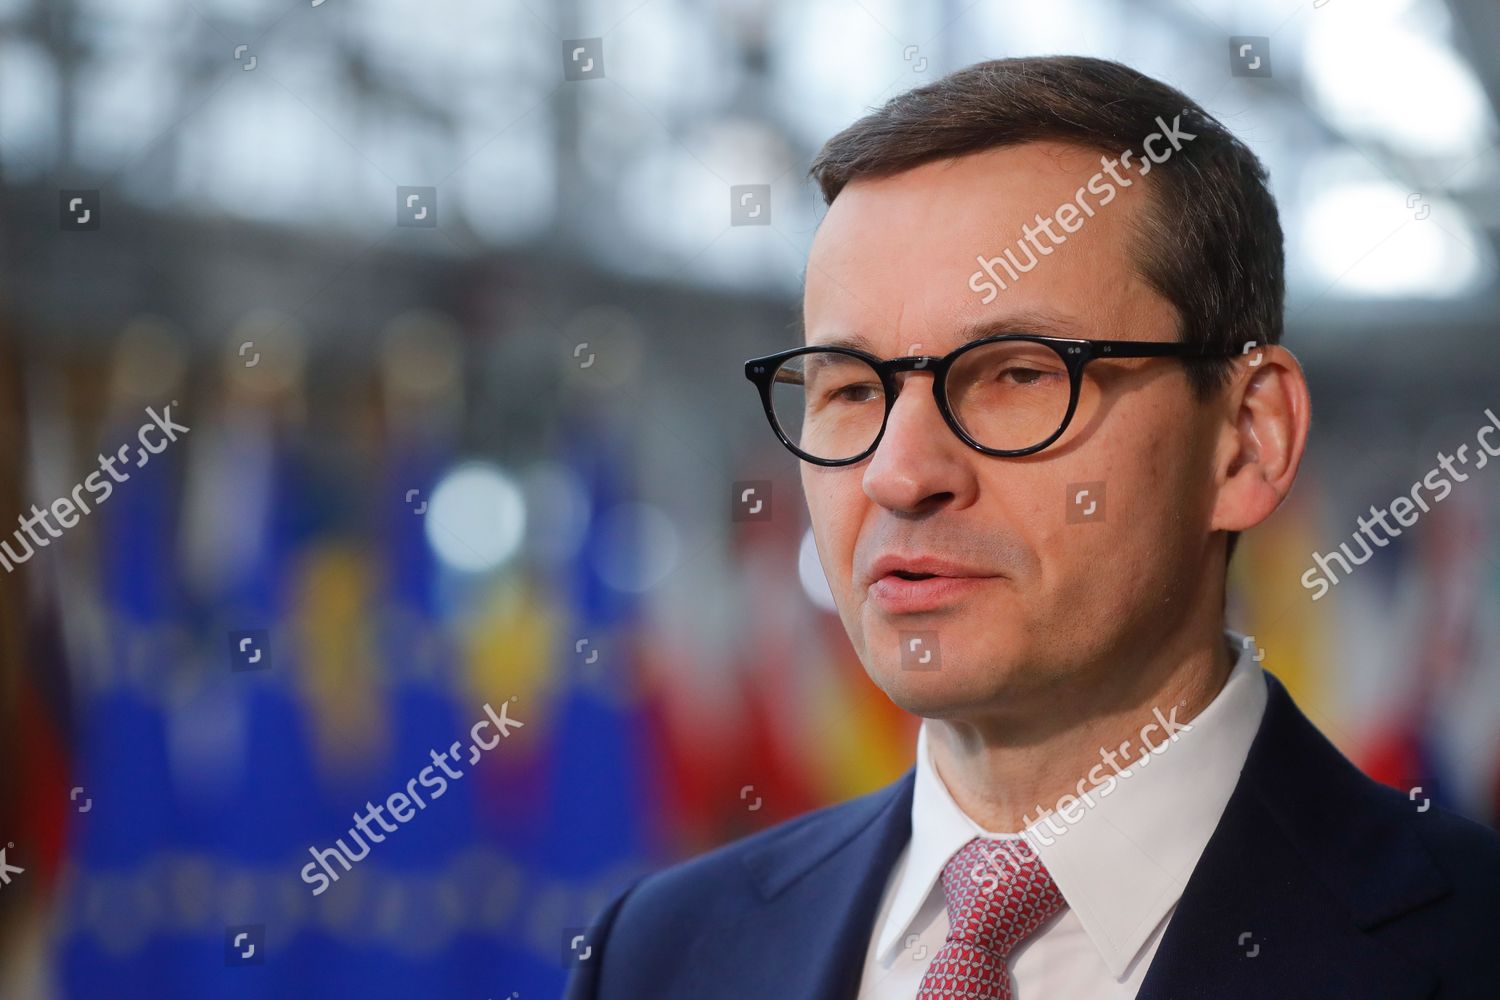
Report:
809,55,1284,562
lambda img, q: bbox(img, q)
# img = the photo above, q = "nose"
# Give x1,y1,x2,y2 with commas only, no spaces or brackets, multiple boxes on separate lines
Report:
861,371,979,514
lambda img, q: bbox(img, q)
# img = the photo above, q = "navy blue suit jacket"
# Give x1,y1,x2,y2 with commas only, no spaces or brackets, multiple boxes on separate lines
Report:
565,672,1500,998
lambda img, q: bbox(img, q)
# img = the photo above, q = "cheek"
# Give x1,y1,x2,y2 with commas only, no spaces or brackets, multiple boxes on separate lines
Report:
1057,423,1200,596
1012,418,1185,591
802,470,860,585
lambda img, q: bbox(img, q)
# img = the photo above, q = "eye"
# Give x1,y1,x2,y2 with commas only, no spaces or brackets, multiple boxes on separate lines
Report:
831,383,881,403
1000,366,1047,385
993,363,1063,387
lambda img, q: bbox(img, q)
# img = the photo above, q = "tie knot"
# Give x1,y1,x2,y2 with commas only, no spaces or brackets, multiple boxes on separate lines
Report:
938,836,1066,960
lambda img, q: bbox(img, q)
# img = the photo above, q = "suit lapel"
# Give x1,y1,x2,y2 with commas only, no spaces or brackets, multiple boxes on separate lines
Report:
1137,674,1445,1000
680,768,915,999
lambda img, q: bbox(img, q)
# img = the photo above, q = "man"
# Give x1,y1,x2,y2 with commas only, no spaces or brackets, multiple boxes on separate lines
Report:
565,56,1500,999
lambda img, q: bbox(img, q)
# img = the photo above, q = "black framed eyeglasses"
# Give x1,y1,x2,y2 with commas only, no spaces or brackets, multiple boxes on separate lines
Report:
743,334,1237,466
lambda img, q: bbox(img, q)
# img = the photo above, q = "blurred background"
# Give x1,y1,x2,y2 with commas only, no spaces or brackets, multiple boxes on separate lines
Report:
2,0,1499,996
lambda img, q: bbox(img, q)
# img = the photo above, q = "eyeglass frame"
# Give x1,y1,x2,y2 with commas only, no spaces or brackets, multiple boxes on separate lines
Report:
743,333,1241,466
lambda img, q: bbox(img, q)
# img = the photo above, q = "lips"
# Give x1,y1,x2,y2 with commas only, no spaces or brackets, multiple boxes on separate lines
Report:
864,554,1000,614
866,554,993,586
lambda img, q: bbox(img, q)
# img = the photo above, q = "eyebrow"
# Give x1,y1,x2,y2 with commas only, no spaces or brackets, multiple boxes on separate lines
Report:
808,310,1083,356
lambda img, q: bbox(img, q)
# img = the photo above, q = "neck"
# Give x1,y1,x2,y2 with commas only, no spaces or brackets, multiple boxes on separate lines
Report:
926,626,1235,833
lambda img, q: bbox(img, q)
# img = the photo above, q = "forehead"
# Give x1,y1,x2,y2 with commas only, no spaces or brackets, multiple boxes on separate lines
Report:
803,140,1169,353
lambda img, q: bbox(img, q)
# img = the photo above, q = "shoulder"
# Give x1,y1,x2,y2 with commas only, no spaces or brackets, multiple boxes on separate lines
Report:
1241,673,1500,919
1354,774,1500,994
1404,790,1500,911
609,778,905,929
1343,762,1500,881
563,776,912,998
1252,673,1500,940
1270,676,1500,871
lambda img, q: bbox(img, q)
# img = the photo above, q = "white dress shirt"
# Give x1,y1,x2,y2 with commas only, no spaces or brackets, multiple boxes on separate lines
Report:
856,630,1269,999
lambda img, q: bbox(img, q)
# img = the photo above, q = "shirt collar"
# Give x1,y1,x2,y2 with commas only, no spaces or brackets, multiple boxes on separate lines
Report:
875,629,1269,978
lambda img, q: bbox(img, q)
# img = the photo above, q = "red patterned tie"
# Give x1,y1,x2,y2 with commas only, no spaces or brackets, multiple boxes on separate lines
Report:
916,836,1068,999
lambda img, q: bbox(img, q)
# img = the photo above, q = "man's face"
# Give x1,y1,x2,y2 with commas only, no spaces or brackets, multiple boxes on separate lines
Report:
801,141,1227,724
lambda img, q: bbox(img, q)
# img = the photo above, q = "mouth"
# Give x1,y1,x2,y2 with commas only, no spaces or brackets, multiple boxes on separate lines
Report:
867,554,993,584
867,568,997,614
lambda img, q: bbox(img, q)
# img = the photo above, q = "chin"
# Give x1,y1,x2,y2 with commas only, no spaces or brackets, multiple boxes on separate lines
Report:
866,647,1025,719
